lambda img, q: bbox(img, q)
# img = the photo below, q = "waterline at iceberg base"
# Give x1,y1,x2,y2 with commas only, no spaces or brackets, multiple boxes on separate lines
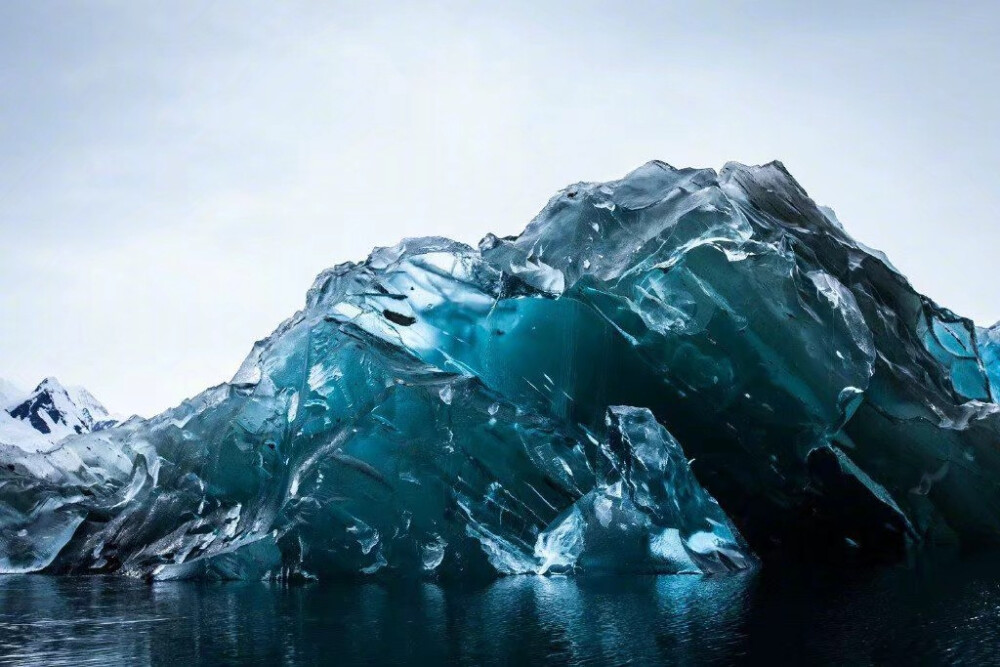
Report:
3,160,999,580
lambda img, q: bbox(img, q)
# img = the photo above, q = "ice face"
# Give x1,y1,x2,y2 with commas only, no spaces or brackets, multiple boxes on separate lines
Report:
534,407,752,575
977,323,1000,401
2,160,999,579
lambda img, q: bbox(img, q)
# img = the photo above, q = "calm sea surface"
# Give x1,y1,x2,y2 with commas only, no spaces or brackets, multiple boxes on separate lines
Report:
1,551,999,665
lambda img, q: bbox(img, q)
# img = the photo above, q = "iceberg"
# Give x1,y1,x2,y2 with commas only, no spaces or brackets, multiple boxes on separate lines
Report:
2,160,998,579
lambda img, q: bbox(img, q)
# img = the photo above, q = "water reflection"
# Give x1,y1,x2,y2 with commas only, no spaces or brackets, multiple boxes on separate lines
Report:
1,553,1000,665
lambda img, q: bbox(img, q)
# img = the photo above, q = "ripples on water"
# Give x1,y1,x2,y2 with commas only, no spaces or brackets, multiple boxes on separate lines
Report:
1,552,1000,665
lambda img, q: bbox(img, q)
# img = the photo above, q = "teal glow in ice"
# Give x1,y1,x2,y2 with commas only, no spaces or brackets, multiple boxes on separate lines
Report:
2,160,999,579
977,323,1000,402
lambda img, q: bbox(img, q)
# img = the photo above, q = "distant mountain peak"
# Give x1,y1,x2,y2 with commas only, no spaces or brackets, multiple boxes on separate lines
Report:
35,376,63,390
1,377,115,450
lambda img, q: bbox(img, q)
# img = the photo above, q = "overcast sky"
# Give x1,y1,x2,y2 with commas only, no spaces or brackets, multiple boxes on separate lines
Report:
1,1,998,416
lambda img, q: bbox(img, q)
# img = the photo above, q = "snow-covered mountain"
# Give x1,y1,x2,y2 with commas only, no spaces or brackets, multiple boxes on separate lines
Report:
0,377,117,452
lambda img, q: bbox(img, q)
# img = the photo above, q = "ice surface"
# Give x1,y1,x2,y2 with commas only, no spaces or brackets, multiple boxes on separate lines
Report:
3,160,1000,579
534,406,752,574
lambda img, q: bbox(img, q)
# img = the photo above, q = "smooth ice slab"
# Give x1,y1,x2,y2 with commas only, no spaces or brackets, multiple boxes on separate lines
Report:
535,406,753,574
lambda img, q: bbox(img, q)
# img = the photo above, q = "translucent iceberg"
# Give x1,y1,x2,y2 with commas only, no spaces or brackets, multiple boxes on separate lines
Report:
2,160,999,579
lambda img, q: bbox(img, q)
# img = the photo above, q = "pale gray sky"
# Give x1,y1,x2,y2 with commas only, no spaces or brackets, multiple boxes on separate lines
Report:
2,1,998,416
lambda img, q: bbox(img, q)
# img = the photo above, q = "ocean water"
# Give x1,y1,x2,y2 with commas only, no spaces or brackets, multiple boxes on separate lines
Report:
1,551,999,665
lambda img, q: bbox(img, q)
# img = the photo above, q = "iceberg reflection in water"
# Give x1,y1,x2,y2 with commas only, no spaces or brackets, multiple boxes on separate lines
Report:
3,552,1000,665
